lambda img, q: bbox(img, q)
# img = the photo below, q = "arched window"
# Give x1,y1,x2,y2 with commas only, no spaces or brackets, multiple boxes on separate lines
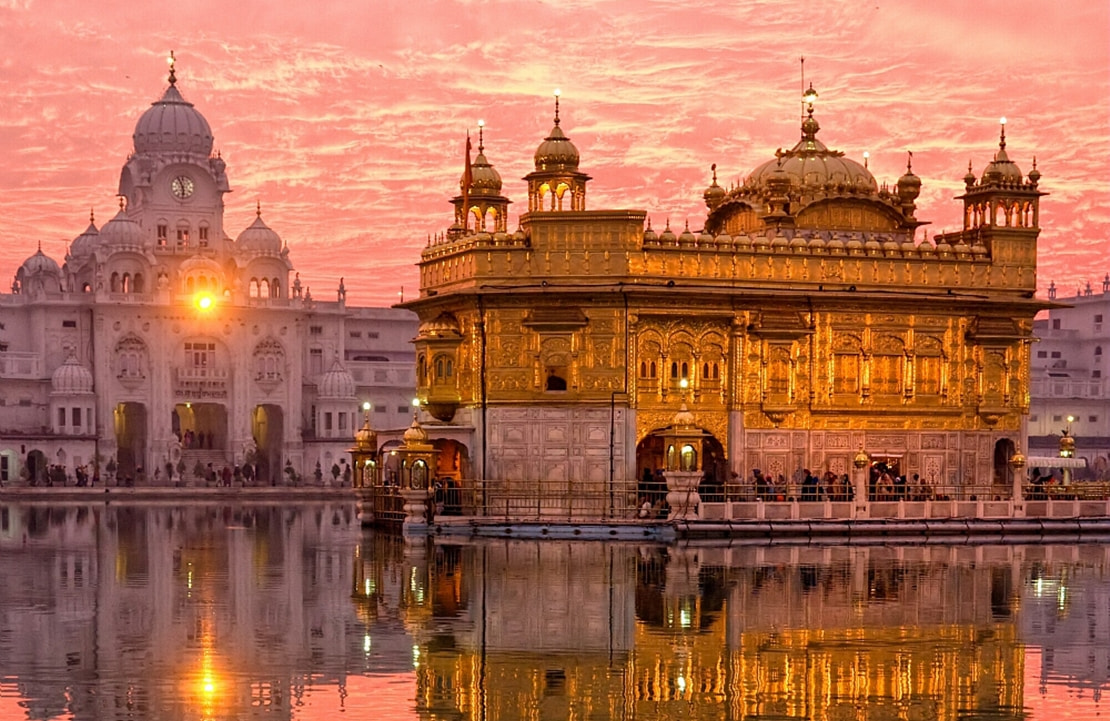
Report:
271,278,281,298
249,278,259,298
133,273,144,293
650,362,656,378
640,361,647,377
417,355,427,385
122,273,132,293
703,362,710,379
110,272,119,292
671,361,678,379
259,278,270,298
1096,346,1103,357
681,361,688,379
435,357,445,379
712,362,719,379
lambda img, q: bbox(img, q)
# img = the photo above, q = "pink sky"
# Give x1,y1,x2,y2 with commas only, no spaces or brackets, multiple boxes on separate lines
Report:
1,1,1107,306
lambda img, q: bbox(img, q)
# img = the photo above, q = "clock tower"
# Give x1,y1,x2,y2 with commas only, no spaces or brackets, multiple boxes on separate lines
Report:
117,53,230,250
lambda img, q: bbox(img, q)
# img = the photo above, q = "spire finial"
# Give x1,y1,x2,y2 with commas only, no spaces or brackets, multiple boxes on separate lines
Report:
553,88,561,126
906,150,913,173
167,50,177,86
256,200,262,218
863,151,870,169
118,196,125,211
1032,156,1038,170
999,116,1007,150
711,163,718,184
477,118,485,154
89,207,95,224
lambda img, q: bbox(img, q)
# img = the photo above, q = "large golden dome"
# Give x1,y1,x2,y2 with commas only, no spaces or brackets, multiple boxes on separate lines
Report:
745,114,876,194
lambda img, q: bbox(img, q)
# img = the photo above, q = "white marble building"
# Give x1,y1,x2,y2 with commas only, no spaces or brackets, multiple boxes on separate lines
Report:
1029,280,1110,478
0,62,416,486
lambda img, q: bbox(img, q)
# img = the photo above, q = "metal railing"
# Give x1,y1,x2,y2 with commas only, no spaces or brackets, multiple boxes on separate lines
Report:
359,478,1110,525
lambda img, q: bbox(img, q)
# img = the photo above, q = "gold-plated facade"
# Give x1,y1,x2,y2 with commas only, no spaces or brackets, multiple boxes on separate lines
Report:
404,94,1046,497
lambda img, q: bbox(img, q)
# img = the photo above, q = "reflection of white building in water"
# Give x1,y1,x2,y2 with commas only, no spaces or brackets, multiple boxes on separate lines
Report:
0,503,367,720
0,60,416,485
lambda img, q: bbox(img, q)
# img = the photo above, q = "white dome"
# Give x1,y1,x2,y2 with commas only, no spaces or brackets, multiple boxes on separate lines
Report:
133,83,214,156
19,247,62,278
318,359,356,399
236,213,282,255
51,354,94,394
69,218,99,259
99,208,144,249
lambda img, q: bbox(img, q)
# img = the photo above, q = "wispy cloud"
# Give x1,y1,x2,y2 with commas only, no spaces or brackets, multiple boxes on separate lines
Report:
0,0,1106,304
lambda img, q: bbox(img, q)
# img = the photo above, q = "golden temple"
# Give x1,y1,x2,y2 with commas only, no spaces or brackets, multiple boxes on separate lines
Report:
402,87,1046,504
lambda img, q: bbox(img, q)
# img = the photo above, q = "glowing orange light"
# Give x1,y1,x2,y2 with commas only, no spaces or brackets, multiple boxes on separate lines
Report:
194,293,214,311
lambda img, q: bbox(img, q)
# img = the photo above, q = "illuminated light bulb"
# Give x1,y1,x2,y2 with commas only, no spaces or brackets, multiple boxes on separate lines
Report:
477,119,485,128
553,88,561,97
362,401,371,411
1000,116,1007,125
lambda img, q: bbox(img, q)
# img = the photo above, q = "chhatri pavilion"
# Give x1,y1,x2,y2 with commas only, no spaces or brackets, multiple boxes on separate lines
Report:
401,86,1046,509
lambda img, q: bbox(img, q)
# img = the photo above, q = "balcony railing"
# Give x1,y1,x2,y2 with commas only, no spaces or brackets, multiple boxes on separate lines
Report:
0,352,41,379
1031,378,1106,398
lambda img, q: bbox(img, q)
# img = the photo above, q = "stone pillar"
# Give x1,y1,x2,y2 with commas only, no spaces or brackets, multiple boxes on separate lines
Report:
401,488,433,535
1010,451,1026,517
665,470,702,521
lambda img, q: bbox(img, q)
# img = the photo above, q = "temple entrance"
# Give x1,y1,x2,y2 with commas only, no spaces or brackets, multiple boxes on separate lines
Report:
635,429,725,501
114,402,147,482
251,405,283,486
431,439,470,480
868,455,902,501
172,402,228,450
25,449,47,485
993,438,1016,493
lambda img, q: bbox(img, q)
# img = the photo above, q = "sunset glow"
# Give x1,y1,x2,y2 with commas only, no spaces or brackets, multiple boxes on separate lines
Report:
1,1,1106,306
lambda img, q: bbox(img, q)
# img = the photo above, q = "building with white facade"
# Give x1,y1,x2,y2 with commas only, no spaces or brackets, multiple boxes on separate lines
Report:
1029,280,1110,478
0,60,416,486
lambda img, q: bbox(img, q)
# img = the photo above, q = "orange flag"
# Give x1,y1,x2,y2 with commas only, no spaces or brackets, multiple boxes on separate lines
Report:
462,131,473,231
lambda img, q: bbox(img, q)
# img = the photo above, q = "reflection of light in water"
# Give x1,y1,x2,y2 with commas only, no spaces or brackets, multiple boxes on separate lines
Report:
680,608,692,628
364,634,372,653
676,675,686,693
364,579,371,595
413,645,420,669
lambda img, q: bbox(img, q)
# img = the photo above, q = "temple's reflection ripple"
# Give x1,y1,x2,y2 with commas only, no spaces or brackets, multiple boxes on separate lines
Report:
0,503,1106,720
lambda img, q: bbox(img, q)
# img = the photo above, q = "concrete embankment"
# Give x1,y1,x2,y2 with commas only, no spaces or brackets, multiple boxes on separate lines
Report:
0,486,349,504
672,517,1110,544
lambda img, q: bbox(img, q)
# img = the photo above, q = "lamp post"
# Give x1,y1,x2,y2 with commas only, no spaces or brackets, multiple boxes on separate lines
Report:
1009,450,1026,515
661,378,704,521
852,447,870,517
1059,415,1076,484
348,401,379,526
396,398,440,535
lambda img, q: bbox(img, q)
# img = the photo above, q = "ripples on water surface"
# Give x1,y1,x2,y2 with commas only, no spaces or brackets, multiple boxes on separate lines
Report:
0,502,1106,720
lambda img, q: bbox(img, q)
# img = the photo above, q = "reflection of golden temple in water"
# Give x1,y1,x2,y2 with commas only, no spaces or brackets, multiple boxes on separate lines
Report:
2,503,1107,719
350,540,1110,721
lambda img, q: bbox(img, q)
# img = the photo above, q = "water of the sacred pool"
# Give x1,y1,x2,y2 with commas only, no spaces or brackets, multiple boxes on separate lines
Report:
0,502,1105,721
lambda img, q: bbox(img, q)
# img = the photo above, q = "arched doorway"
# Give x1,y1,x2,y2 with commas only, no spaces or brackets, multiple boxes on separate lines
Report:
113,402,147,481
173,402,228,450
993,438,1016,495
25,449,47,486
251,404,284,485
431,439,469,480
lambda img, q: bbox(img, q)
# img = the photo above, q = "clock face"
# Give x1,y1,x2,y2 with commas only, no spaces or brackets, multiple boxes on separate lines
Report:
171,176,195,199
